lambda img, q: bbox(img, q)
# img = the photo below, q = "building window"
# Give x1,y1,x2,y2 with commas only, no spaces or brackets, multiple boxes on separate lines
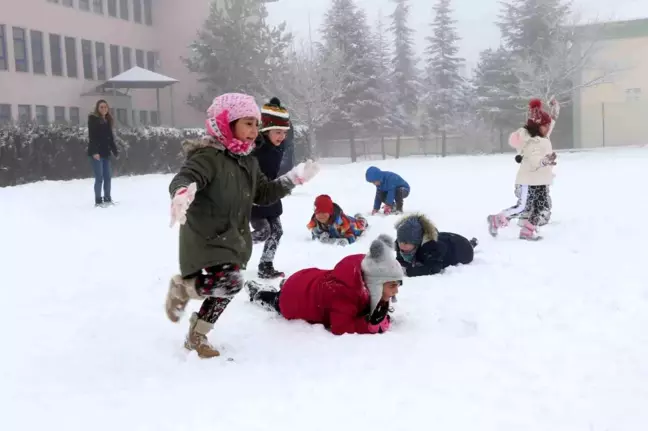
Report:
119,0,129,20
65,36,77,77
18,105,31,123
13,27,29,72
54,106,66,124
0,25,7,71
93,0,103,14
135,49,144,67
36,106,49,125
626,88,641,101
143,0,152,25
133,0,142,22
0,104,11,124
150,110,158,125
30,30,45,74
79,0,90,11
69,107,80,125
146,51,156,71
116,108,128,126
81,39,93,80
110,44,120,76
107,0,117,16
139,110,148,125
63,0,73,6
47,0,59,3
95,42,106,80
122,46,131,70
49,34,63,76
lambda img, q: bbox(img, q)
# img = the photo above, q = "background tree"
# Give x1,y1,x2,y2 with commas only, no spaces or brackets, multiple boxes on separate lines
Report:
184,0,292,111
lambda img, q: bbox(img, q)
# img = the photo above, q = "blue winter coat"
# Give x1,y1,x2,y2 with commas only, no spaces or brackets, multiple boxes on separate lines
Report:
394,214,474,277
365,166,410,210
251,134,285,219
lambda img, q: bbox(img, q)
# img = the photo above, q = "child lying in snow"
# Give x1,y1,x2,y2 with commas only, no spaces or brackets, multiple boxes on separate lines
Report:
395,214,477,277
245,235,403,335
307,194,368,246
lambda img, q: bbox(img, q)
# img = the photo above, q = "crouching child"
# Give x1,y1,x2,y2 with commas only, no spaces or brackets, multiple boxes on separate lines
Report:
365,166,410,215
245,235,403,335
307,194,368,246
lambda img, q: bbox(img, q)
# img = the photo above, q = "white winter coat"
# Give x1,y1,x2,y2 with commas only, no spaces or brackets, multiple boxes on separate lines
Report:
511,127,554,186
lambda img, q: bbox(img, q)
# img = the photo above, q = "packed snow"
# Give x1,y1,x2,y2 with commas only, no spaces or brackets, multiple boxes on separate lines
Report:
2,148,648,431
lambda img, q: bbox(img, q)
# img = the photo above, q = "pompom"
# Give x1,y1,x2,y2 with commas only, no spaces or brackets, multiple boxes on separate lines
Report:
529,98,542,109
269,97,281,106
376,234,394,250
368,237,388,260
515,155,523,163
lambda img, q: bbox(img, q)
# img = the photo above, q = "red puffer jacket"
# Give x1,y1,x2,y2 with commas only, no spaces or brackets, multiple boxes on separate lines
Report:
278,254,375,335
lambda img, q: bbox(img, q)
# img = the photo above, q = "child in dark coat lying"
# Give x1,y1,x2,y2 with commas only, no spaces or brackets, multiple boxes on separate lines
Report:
307,194,368,246
394,214,477,277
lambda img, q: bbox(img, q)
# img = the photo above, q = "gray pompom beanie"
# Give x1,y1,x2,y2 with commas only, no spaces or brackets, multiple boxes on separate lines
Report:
361,234,404,314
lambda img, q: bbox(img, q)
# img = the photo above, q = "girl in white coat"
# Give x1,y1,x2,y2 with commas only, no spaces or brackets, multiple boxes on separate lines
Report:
487,99,557,240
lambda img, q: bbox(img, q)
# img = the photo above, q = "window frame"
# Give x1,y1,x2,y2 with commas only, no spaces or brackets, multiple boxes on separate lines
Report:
30,30,45,75
12,27,29,73
95,41,106,80
0,24,8,71
64,36,78,78
49,33,63,76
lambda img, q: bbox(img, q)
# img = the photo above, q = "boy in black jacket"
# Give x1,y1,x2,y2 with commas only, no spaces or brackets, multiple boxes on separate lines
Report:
394,214,478,277
251,98,291,279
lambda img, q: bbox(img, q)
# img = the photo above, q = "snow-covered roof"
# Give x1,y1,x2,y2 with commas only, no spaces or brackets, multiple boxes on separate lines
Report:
96,67,178,89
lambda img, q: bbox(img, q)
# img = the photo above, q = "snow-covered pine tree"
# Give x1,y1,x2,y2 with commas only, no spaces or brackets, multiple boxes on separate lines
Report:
184,0,292,111
389,0,419,157
473,46,520,150
424,0,465,157
320,0,383,162
373,10,394,160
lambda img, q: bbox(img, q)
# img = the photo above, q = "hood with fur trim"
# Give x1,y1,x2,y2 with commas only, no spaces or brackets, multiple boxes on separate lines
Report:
395,213,439,244
181,136,226,157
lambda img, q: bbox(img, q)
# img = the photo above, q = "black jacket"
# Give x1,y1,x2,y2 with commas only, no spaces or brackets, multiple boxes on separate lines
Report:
251,134,285,219
87,114,118,158
394,214,474,277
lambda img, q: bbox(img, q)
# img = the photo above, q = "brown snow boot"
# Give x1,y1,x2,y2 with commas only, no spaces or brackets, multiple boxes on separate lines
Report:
184,312,220,358
165,275,201,323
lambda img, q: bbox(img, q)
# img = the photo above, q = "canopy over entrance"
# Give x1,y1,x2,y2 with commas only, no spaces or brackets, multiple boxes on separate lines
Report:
95,67,178,125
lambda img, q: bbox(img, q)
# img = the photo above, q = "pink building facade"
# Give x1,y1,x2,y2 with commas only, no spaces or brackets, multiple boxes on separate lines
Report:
0,0,230,128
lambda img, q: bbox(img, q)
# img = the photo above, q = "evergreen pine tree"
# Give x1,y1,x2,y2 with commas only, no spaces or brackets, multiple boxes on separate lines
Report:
321,0,382,162
424,0,465,157
184,0,292,111
389,0,419,147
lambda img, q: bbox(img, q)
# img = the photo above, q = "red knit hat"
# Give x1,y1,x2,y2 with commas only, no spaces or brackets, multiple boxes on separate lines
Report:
314,195,334,214
527,99,552,128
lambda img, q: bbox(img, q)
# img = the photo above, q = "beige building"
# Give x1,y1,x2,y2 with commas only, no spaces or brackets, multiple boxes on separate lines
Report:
0,0,275,128
573,18,648,148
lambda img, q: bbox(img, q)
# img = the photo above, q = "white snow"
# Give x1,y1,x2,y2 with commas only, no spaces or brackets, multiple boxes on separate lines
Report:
2,148,648,430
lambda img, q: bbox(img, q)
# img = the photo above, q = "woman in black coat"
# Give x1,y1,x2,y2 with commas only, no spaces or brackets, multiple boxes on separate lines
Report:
87,99,118,207
251,98,291,279
394,214,478,277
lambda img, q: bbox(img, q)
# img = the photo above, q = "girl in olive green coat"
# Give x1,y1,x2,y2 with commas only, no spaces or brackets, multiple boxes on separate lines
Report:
165,93,319,358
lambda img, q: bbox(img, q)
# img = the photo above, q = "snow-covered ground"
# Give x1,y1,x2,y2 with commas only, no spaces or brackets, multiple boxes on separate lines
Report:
2,148,648,431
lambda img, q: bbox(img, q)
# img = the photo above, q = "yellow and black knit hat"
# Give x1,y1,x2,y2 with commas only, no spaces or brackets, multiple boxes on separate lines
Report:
260,97,290,132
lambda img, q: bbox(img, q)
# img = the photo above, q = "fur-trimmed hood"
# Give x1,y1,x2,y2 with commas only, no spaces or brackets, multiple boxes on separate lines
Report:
395,213,438,243
181,136,226,157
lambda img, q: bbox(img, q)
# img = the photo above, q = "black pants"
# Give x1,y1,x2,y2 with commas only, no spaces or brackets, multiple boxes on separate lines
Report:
251,216,283,263
377,187,409,211
185,264,244,324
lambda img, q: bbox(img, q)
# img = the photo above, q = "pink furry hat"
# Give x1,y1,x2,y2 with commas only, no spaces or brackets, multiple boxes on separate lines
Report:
205,93,261,155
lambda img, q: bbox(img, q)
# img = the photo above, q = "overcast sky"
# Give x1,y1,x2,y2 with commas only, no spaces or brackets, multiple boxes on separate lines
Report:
267,0,647,71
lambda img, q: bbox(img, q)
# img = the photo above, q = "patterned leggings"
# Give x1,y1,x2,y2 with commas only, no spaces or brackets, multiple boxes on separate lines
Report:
186,264,244,324
504,185,551,226
251,216,283,263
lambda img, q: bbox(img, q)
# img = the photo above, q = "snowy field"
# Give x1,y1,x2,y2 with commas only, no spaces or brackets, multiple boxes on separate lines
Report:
2,148,648,431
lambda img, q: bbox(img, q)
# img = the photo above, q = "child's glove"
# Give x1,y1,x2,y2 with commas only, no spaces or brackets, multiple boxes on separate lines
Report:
549,96,560,120
541,152,557,166
368,301,391,334
285,160,320,185
170,182,197,227
334,238,348,247
383,205,393,215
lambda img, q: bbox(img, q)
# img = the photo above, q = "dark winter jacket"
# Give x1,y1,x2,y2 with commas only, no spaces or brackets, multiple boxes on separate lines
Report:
365,166,410,210
169,137,294,277
251,134,285,219
394,214,474,277
87,114,118,158
279,254,379,335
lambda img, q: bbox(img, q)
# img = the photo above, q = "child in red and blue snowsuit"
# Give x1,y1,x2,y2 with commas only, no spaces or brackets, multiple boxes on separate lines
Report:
365,166,410,215
308,194,368,246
